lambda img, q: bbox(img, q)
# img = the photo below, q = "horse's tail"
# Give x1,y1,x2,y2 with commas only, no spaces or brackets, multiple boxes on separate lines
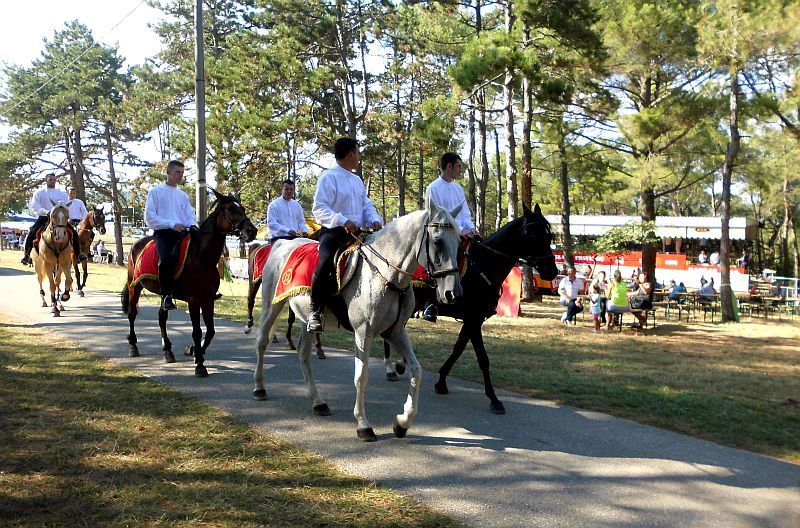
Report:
121,284,129,314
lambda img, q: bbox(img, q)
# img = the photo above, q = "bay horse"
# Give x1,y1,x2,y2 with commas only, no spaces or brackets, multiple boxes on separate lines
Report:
32,201,74,316
384,203,558,414
244,242,326,359
121,189,257,377
254,199,463,441
73,206,106,296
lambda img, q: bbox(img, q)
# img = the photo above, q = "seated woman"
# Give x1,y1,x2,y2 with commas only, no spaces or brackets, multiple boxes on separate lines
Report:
606,270,647,328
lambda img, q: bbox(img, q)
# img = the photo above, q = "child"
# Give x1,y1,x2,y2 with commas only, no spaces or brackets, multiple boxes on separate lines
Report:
590,283,602,332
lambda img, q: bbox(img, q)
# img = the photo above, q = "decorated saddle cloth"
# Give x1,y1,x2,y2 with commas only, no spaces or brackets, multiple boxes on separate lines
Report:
251,244,273,283
132,236,191,286
411,238,471,287
34,223,73,250
270,241,360,305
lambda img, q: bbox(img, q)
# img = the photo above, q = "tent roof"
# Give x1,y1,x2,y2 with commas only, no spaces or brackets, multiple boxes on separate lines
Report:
544,215,758,241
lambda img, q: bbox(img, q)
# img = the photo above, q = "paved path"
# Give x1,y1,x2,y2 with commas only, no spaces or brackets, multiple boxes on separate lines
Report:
1,266,798,528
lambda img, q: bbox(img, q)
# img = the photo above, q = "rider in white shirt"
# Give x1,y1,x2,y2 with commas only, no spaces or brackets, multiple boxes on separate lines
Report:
20,173,85,266
308,138,383,333
67,188,89,226
144,160,198,311
267,179,309,243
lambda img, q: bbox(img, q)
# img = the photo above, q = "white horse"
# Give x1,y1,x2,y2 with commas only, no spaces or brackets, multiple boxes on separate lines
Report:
254,199,463,442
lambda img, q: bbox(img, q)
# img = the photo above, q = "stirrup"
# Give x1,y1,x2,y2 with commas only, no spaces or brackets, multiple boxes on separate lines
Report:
422,304,438,323
161,295,177,311
307,311,324,333
20,255,32,266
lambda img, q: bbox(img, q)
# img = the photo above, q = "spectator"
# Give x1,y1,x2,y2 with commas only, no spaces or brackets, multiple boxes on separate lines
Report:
697,277,717,301
96,240,107,263
606,270,647,328
558,267,584,325
589,282,603,332
709,250,720,266
590,270,609,324
668,280,687,302
698,250,708,264
738,250,749,270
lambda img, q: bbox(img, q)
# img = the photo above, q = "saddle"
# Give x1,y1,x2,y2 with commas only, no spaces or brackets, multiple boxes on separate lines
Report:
131,236,191,287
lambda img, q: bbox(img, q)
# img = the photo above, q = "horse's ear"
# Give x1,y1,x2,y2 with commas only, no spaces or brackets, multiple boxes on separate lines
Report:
522,203,532,217
210,187,225,201
533,203,542,216
450,203,463,219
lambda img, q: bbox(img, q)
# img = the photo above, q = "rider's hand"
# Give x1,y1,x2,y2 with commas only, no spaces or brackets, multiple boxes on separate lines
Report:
173,223,186,232
301,232,309,238
343,220,358,234
288,230,297,237
371,221,382,232
189,225,199,233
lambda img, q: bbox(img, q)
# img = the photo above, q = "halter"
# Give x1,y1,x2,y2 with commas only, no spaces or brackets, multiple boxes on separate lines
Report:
199,200,250,236
78,210,102,233
471,219,555,269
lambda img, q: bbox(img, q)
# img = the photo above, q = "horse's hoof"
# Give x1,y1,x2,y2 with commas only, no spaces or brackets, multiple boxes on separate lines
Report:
253,389,268,401
61,292,70,302
184,345,194,357
313,403,331,416
316,347,326,360
357,427,377,442
78,290,85,298
287,342,296,351
164,351,176,363
243,325,252,335
395,362,406,376
434,381,449,395
271,334,278,343
490,401,506,415
386,371,399,382
194,365,209,378
129,347,139,358
393,418,408,438
41,302,48,308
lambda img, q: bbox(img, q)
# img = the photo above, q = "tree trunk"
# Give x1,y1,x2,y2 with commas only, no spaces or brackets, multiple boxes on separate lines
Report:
380,165,386,220
494,129,503,231
557,123,573,267
477,89,489,233
641,186,657,285
503,0,518,222
396,136,405,216
520,24,534,300
719,69,740,322
417,150,424,209
467,106,477,215
104,123,125,266
781,174,791,275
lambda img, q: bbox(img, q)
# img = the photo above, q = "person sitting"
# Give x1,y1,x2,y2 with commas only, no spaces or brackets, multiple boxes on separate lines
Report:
668,280,687,302
267,179,309,244
606,270,647,328
697,250,708,264
697,278,716,301
709,250,720,266
95,240,108,263
558,266,584,325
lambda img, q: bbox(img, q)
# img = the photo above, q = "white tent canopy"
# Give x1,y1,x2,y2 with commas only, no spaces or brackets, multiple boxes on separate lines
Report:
544,215,758,241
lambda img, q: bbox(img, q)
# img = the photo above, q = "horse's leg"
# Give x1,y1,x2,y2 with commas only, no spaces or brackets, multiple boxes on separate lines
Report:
353,330,376,442
72,257,82,296
159,307,175,363
60,255,73,301
244,278,260,333
284,307,295,349
79,258,87,295
434,323,471,395
199,299,216,355
46,261,59,316
296,326,329,416
186,301,207,378
470,326,504,414
254,301,284,400
384,330,422,438
314,333,325,359
383,341,398,381
127,284,142,357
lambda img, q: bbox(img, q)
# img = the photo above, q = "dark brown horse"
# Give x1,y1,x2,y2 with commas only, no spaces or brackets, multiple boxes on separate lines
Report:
73,206,106,296
244,241,325,359
121,190,257,377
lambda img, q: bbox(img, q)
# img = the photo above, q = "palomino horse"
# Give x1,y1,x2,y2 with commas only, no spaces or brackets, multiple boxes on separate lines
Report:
384,204,559,414
244,242,326,359
254,199,463,442
73,206,106,296
121,190,257,377
32,201,74,316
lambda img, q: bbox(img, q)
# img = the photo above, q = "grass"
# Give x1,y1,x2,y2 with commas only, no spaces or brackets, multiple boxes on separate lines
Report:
1,249,799,462
0,316,463,528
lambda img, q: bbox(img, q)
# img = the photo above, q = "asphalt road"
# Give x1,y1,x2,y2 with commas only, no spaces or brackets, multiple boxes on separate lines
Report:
1,266,798,528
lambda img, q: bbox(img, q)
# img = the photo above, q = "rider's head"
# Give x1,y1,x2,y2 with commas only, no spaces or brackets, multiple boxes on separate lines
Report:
334,138,360,171
439,153,463,182
68,188,77,199
166,160,185,187
281,179,295,200
45,173,56,188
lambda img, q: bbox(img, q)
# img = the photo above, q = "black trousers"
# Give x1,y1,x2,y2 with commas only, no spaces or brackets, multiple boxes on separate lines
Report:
562,299,584,321
24,215,81,258
152,229,186,296
310,226,351,311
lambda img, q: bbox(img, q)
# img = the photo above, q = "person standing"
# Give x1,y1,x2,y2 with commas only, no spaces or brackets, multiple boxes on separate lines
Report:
420,152,480,322
267,179,309,244
144,160,197,311
308,138,383,333
67,188,89,227
20,173,85,266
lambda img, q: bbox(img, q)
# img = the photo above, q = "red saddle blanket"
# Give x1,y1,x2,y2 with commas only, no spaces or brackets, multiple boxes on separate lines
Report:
269,242,359,304
132,236,191,286
251,244,272,283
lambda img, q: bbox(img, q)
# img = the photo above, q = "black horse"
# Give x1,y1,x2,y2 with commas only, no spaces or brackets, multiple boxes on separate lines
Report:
384,203,558,414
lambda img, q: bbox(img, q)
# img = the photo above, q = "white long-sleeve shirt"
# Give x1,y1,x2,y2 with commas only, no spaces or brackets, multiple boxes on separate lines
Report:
267,196,309,237
29,187,69,217
144,183,197,231
68,198,88,221
425,176,475,231
312,164,382,228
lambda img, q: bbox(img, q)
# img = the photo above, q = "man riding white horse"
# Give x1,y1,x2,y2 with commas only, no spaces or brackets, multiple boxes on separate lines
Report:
307,137,382,333
21,173,86,267
268,179,309,244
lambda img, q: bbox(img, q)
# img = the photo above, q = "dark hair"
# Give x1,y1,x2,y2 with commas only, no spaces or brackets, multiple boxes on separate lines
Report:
167,160,184,171
334,138,359,160
614,270,622,283
439,152,462,171
282,179,295,186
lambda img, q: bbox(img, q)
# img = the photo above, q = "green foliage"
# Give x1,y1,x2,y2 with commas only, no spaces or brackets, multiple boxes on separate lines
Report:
586,220,661,255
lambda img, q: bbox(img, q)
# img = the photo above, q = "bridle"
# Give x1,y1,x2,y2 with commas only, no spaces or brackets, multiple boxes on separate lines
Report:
199,200,250,236
470,219,555,268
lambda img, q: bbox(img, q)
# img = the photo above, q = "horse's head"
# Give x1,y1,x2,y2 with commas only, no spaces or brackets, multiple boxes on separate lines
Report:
210,188,257,242
93,206,107,235
47,200,71,244
520,203,558,281
421,198,463,305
